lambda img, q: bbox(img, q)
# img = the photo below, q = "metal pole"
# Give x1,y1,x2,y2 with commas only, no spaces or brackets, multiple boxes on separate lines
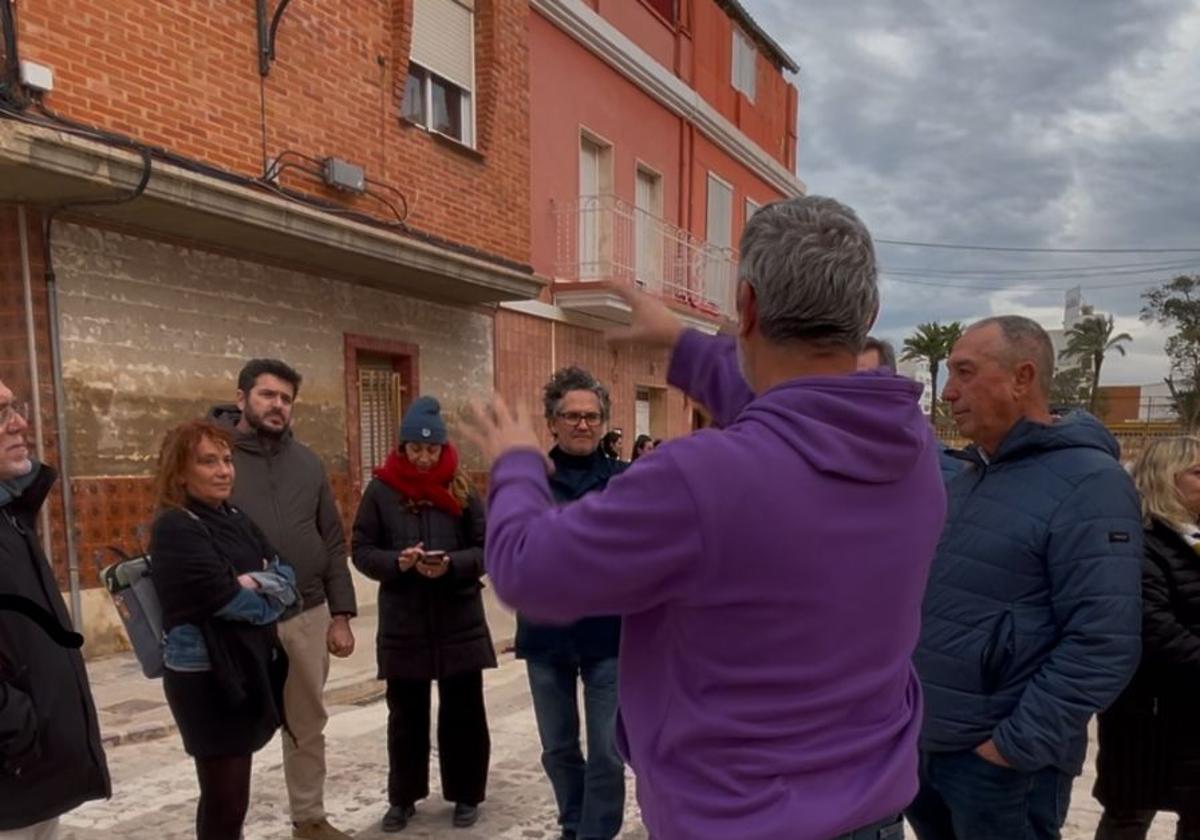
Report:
17,205,53,564
43,224,83,631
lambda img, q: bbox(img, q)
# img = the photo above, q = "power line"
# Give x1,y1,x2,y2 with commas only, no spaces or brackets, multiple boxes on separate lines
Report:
880,257,1200,277
881,274,1174,292
876,238,1200,254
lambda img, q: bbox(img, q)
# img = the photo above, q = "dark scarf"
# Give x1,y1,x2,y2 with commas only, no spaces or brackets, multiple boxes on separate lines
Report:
548,446,623,503
374,443,463,516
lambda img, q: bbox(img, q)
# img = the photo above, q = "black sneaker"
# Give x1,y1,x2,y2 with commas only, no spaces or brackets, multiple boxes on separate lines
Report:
382,804,416,833
452,803,480,828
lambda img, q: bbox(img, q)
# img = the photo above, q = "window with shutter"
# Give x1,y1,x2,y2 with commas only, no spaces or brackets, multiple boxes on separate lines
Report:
404,0,475,146
731,25,757,102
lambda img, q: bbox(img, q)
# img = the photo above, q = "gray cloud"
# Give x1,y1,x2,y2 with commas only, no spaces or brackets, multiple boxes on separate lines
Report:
745,0,1200,384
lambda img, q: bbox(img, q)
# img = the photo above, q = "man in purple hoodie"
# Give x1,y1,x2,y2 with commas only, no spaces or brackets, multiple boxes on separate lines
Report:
466,196,946,840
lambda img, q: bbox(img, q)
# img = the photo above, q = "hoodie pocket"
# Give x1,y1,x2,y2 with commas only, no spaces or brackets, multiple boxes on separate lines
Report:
979,610,1015,695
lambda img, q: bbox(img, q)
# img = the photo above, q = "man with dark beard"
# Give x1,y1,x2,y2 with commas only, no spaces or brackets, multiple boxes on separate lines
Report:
210,359,356,840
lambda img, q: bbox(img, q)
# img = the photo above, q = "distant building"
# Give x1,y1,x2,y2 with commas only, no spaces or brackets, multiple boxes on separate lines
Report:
896,359,934,416
1095,382,1178,424
1047,286,1108,379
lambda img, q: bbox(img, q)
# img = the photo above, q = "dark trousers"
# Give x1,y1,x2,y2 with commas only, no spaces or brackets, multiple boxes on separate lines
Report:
194,754,253,840
385,671,490,808
526,656,624,840
905,749,1073,840
1096,809,1200,840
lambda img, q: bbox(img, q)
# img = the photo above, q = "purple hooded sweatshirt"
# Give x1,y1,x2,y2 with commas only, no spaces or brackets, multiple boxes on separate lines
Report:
485,330,945,840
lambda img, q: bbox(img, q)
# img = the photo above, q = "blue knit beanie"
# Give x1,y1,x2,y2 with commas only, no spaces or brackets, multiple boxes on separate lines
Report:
399,396,447,445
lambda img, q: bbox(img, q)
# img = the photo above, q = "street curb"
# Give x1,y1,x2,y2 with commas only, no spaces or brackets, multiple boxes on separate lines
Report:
99,635,516,748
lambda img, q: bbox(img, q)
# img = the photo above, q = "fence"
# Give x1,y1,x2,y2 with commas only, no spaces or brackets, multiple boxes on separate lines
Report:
555,194,738,317
936,421,1187,463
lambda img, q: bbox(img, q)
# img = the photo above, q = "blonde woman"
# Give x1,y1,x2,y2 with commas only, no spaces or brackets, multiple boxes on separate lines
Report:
1094,435,1200,840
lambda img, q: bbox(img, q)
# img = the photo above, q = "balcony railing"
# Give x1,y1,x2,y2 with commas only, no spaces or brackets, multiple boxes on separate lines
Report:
555,195,738,317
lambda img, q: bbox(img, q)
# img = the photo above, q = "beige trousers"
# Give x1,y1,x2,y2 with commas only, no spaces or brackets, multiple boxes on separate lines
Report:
276,602,332,823
0,818,59,840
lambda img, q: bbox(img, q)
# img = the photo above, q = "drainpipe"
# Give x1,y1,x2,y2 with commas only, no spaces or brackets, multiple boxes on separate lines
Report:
43,221,83,630
17,205,52,564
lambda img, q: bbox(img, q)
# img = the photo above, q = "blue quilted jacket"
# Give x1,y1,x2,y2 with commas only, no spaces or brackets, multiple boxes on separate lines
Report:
914,412,1142,775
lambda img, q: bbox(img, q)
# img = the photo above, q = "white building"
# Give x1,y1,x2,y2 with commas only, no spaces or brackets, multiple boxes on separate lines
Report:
897,358,934,416
1047,286,1108,379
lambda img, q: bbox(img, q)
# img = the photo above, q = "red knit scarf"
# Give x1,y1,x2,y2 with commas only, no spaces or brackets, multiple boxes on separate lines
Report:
373,444,463,516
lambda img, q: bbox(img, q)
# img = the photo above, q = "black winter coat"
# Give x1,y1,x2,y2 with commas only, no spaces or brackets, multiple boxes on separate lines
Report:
352,480,496,681
0,466,110,830
1095,519,1200,812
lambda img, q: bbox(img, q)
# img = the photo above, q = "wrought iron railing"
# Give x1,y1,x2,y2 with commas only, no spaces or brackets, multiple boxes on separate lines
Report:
555,195,738,317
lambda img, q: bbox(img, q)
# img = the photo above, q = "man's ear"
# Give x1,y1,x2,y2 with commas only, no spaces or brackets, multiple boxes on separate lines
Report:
236,389,247,411
737,281,757,340
1013,360,1039,396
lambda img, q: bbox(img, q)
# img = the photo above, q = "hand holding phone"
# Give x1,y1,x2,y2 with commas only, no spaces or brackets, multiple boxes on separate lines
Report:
418,550,449,579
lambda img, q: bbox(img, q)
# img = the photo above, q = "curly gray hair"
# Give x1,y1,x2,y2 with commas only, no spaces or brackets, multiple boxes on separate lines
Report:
542,366,611,421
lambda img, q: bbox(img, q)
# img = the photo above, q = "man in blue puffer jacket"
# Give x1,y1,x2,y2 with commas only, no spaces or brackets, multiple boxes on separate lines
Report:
906,315,1142,840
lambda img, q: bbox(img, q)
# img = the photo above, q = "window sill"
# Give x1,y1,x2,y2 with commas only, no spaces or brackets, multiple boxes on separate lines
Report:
400,117,484,162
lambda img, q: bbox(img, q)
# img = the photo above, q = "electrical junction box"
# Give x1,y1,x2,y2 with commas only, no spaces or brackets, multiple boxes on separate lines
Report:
19,60,54,93
322,158,366,194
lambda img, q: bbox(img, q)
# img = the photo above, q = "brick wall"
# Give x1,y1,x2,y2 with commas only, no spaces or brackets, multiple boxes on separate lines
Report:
0,206,70,585
42,220,494,583
12,0,530,266
51,221,494,476
495,308,694,454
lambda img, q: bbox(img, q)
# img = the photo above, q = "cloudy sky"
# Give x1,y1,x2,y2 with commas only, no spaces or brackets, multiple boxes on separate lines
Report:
744,0,1200,385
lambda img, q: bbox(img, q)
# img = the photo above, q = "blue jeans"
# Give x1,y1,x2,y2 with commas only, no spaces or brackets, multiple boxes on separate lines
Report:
905,749,1074,840
526,657,625,840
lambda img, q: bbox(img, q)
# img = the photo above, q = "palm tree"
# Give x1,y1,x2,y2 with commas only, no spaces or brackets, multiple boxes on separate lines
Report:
902,321,964,419
1060,314,1133,413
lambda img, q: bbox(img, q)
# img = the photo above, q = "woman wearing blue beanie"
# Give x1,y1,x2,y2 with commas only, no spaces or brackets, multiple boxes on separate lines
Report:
351,396,495,833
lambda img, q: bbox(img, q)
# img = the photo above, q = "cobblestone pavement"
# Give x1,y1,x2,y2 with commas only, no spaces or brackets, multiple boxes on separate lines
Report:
60,655,1177,839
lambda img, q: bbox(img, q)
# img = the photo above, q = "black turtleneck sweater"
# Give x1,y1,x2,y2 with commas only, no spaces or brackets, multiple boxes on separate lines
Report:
514,446,627,662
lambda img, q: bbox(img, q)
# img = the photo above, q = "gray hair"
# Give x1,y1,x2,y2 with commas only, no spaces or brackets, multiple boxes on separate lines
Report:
862,336,897,373
542,365,611,421
967,315,1055,397
737,196,879,351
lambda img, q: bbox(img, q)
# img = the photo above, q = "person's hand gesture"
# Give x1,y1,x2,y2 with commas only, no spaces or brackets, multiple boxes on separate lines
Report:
605,284,685,350
462,395,543,466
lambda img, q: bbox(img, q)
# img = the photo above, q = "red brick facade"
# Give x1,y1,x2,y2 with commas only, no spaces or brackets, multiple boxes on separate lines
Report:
12,0,530,265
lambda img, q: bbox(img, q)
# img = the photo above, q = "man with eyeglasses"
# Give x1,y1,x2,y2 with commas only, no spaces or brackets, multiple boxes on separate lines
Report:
469,197,946,840
513,366,627,840
0,379,110,838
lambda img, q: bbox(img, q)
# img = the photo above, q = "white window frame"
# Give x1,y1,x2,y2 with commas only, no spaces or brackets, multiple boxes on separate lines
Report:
634,162,665,290
704,172,735,310
706,172,734,250
404,0,477,148
731,25,757,102
579,128,615,280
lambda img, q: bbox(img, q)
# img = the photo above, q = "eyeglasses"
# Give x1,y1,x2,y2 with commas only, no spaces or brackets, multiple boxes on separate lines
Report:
556,411,604,427
0,400,29,428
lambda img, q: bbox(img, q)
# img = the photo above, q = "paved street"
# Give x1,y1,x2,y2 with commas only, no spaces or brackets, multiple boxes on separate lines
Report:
61,654,1176,840
63,655,646,840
